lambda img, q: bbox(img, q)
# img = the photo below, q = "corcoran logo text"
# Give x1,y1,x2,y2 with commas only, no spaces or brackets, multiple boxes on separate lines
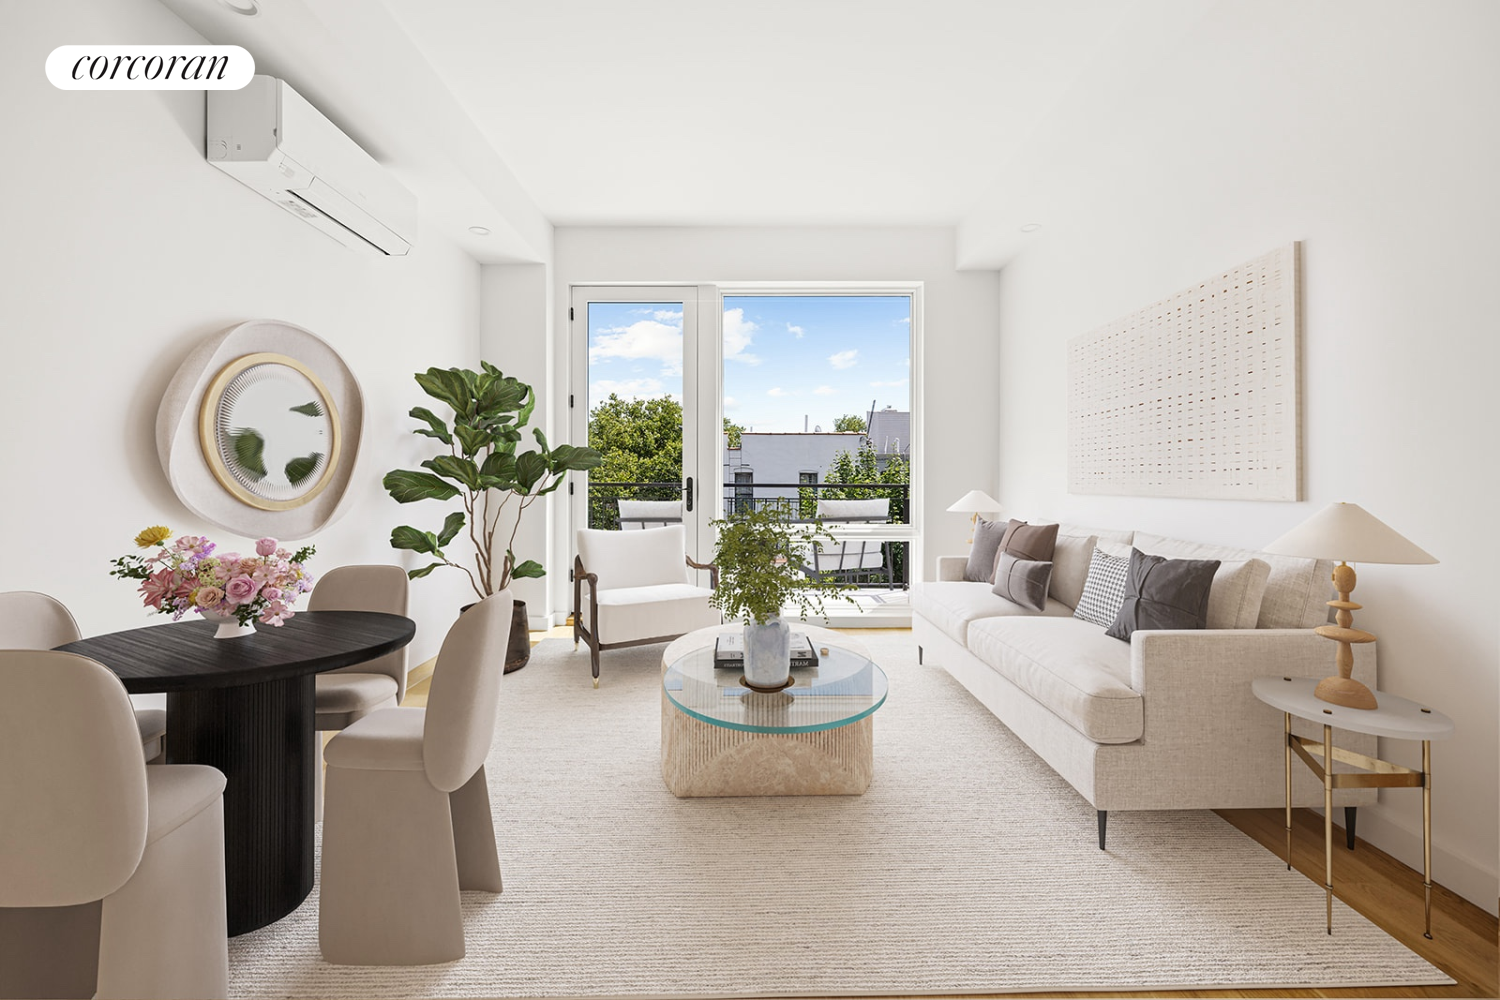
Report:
47,45,254,90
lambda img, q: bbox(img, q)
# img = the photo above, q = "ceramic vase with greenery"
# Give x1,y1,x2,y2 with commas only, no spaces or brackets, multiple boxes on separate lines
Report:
383,363,601,668
707,505,854,687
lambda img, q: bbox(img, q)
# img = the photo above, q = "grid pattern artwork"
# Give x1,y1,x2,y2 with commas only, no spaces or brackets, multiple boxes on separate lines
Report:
1067,243,1301,500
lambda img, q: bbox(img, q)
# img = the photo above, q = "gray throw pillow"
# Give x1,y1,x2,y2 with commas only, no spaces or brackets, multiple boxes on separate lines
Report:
992,552,1053,612
1105,548,1221,642
1073,549,1131,628
964,517,1008,582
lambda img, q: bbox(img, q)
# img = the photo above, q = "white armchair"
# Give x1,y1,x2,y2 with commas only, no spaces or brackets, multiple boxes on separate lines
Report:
573,525,720,687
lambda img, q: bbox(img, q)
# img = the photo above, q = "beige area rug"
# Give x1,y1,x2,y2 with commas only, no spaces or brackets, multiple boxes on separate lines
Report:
229,635,1451,998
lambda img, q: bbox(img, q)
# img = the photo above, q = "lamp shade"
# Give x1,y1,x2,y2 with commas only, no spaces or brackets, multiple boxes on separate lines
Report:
946,490,1002,515
1263,502,1437,565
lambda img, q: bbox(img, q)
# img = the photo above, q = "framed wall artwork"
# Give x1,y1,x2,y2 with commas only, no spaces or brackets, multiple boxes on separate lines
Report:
1067,243,1301,501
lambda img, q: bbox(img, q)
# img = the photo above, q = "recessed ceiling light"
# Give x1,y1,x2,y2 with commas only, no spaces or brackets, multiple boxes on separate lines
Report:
1019,223,1042,233
218,0,259,15
468,226,491,236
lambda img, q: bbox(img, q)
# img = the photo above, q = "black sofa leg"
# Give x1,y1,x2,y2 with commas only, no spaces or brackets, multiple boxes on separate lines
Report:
917,645,923,665
1097,810,1107,850
1344,806,1357,850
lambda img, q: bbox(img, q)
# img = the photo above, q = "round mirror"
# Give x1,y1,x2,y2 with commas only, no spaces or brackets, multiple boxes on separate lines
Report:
198,353,342,510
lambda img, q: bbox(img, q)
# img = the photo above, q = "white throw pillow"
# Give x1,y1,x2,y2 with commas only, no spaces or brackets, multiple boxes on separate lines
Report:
1073,549,1130,628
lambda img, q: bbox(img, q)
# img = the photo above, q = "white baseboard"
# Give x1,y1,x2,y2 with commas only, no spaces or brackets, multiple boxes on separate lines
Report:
1311,803,1498,917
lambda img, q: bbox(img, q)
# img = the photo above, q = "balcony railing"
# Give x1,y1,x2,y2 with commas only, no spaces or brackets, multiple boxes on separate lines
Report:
585,480,910,589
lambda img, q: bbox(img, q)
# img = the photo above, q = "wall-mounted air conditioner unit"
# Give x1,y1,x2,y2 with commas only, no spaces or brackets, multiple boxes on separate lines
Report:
207,76,416,256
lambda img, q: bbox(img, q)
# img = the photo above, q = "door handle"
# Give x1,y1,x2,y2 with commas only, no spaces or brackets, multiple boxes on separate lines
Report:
685,477,694,512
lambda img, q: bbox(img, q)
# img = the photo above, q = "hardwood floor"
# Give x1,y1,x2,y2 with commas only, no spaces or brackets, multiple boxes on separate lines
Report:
406,625,1497,998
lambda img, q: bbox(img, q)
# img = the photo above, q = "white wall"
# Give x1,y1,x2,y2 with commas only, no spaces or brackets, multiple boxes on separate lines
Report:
964,1,1499,912
480,261,555,627
0,0,481,665
545,226,1003,621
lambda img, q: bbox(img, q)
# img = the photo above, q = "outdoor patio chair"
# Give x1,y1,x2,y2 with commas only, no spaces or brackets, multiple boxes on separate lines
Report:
617,499,684,529
801,498,893,588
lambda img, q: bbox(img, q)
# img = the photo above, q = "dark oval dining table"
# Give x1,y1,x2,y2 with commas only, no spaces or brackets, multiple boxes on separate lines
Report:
57,610,415,936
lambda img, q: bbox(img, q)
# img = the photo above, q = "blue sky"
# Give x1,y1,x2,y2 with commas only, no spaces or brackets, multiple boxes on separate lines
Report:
587,295,911,434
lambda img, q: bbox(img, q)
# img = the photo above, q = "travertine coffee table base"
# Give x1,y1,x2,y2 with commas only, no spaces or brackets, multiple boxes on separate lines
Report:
661,696,873,796
660,624,876,797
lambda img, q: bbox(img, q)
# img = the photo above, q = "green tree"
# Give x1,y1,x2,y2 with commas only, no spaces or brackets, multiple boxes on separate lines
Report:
587,394,684,528
723,417,746,449
833,414,866,433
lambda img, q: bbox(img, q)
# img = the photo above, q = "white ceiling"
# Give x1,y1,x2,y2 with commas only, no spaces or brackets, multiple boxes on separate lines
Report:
383,0,1134,226
160,0,1153,259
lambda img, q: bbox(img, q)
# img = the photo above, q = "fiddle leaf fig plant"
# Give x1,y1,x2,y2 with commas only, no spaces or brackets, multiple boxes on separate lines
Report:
384,362,602,599
708,505,856,625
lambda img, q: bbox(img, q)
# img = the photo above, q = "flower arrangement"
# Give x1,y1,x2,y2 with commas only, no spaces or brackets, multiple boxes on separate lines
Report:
110,526,316,627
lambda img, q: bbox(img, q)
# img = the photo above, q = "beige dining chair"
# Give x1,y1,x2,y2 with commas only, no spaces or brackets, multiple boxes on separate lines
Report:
309,565,411,725
308,566,410,819
0,650,228,1000
0,591,167,761
318,590,511,966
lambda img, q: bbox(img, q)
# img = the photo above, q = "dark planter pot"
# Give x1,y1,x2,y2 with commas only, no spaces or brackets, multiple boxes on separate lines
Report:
460,598,532,674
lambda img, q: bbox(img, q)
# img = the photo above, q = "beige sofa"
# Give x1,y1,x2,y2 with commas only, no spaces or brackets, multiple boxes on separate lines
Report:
912,523,1376,848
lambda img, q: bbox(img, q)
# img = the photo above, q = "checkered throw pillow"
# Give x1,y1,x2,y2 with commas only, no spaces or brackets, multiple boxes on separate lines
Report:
1073,548,1131,628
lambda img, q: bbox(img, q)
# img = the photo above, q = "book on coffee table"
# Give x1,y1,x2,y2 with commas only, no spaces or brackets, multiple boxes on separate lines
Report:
714,631,820,669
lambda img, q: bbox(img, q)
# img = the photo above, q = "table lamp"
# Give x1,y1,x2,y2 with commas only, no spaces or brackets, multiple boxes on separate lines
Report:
1263,502,1436,710
946,490,1003,544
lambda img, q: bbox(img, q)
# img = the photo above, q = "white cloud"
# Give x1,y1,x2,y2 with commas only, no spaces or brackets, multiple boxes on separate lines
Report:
723,396,739,410
589,319,683,375
787,323,804,338
895,316,910,325
722,308,761,365
654,309,683,322
589,378,675,402
870,378,909,388
828,349,859,370
813,385,837,396
767,387,789,397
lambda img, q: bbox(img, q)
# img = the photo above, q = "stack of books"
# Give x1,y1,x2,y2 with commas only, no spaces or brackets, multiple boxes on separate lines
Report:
714,631,820,669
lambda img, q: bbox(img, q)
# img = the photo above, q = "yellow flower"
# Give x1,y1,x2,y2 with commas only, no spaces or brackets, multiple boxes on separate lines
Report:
134,525,172,549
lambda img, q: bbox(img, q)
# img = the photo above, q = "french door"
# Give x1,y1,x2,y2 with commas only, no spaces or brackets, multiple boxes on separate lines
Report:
569,286,720,567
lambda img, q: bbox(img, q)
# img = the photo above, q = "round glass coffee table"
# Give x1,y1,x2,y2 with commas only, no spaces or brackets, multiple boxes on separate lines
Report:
660,626,888,797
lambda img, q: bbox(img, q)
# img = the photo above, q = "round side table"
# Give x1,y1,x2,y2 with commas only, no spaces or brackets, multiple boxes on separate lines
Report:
1251,676,1454,938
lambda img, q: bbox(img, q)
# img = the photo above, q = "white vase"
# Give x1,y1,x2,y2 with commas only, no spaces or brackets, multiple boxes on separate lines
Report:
743,618,791,688
202,611,256,640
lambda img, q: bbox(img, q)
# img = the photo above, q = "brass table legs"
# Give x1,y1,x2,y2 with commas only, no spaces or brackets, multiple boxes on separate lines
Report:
1280,713,1434,938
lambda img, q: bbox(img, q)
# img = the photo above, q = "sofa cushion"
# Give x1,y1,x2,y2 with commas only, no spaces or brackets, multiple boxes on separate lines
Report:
964,517,1009,582
1060,523,1134,558
998,520,1059,563
1073,549,1130,627
1106,548,1219,641
912,581,1072,645
991,552,1052,612
1049,532,1098,609
1132,532,1329,629
967,617,1143,743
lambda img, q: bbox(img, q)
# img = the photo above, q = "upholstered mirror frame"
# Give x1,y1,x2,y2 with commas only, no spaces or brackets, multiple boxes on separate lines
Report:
157,320,364,539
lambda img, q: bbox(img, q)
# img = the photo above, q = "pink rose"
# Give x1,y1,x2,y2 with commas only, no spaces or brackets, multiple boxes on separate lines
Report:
256,537,278,557
261,586,282,601
225,575,260,605
195,586,225,608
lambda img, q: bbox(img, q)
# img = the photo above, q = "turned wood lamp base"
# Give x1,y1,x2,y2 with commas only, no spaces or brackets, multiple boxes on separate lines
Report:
1313,561,1379,710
